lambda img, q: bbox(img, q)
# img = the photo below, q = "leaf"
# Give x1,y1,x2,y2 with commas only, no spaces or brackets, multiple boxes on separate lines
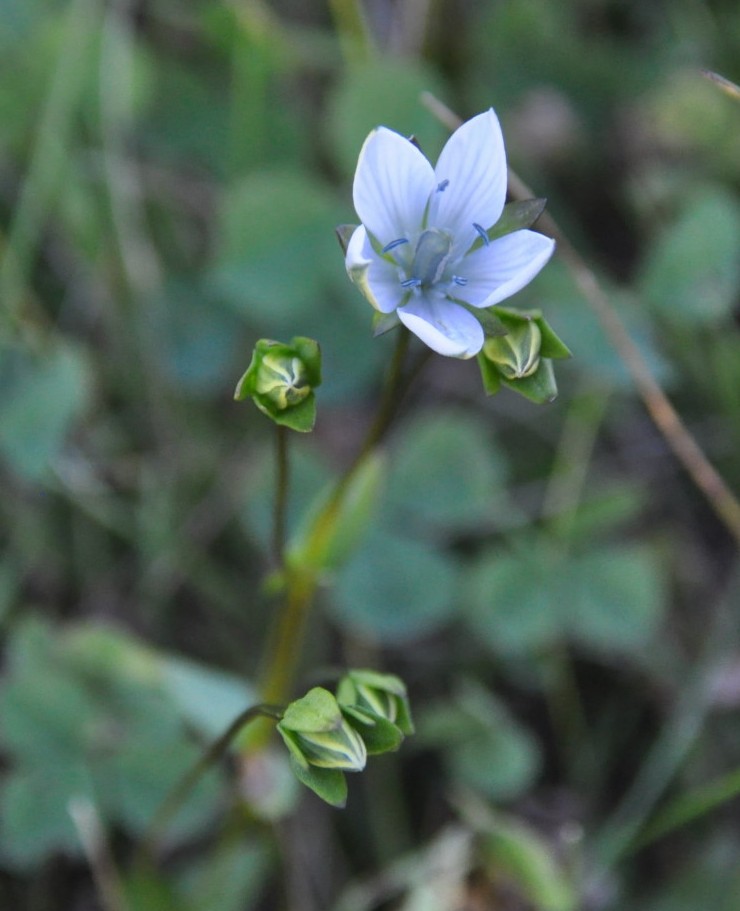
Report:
0,340,91,480
386,410,509,528
326,58,449,177
464,546,559,656
563,545,665,653
478,814,577,911
331,527,458,642
213,170,346,327
640,188,740,326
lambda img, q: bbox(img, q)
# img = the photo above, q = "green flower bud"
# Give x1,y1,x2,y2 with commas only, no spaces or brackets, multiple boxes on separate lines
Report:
477,308,571,405
234,337,321,432
483,320,541,380
337,669,414,735
254,353,310,410
278,687,367,772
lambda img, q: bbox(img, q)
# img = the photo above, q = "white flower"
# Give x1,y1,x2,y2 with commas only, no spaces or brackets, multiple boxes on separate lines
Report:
345,109,556,358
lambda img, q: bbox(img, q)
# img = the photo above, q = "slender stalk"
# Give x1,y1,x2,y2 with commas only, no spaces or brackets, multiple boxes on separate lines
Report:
632,764,740,851
245,327,416,751
273,425,289,564
140,703,282,861
420,91,740,546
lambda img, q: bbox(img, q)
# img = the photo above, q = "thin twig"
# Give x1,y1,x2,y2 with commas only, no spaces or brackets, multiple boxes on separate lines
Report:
421,91,740,545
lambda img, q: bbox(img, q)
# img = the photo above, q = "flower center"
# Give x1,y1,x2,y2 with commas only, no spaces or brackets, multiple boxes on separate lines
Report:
400,228,454,291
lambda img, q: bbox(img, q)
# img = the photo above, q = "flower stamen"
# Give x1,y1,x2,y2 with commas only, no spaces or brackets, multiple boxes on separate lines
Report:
382,237,409,253
436,179,449,192
473,223,490,245
401,277,422,289
452,275,467,286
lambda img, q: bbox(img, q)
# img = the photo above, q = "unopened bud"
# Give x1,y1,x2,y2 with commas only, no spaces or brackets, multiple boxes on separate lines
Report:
483,320,541,379
337,669,414,734
278,688,367,772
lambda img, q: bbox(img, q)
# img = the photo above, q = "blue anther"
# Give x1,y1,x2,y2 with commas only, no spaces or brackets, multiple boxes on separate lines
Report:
401,277,422,289
473,223,490,245
452,275,468,286
436,179,449,192
383,237,409,253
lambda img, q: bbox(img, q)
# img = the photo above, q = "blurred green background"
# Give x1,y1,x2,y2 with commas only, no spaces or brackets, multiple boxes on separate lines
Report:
1,0,739,908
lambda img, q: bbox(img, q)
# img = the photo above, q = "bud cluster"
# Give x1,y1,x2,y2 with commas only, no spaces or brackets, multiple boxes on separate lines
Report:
277,670,413,807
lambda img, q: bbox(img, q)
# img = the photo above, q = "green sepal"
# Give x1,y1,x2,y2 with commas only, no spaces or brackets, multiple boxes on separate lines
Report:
495,308,571,361
288,756,348,808
372,310,402,337
336,669,414,735
277,688,367,772
501,358,558,404
335,224,358,255
469,199,548,253
253,392,317,432
287,451,384,573
455,300,509,337
477,352,503,397
340,705,404,755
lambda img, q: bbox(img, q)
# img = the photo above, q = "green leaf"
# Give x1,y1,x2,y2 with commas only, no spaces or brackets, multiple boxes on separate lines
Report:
563,545,665,652
418,683,540,800
0,762,94,868
213,170,346,327
640,188,740,326
0,340,91,480
478,814,577,911
288,757,347,808
331,527,458,642
326,58,449,177
464,546,560,656
386,410,509,527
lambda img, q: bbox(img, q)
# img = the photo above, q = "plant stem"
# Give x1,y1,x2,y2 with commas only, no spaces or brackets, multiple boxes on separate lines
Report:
273,425,289,564
140,702,282,862
420,91,740,547
632,764,740,851
247,327,415,748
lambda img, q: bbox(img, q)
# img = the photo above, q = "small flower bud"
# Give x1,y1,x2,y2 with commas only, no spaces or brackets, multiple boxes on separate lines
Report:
234,337,321,432
337,669,414,735
483,320,541,380
278,687,367,772
254,353,310,410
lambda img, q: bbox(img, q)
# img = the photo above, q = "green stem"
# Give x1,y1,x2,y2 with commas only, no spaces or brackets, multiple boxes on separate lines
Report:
139,702,282,862
273,425,289,564
632,765,740,852
246,328,415,749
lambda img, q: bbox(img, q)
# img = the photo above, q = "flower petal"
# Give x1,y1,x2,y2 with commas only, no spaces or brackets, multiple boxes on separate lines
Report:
454,229,556,308
353,127,435,247
398,295,484,358
345,225,405,314
430,109,508,257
